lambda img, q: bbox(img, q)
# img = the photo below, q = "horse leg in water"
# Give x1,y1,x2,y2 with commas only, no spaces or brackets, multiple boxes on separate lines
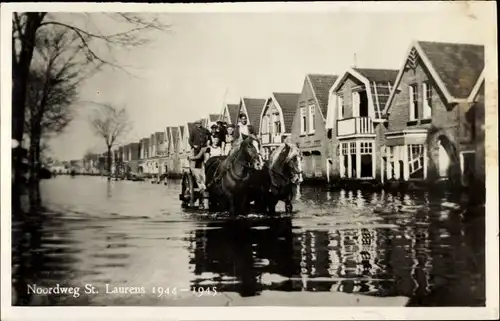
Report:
239,193,250,216
267,196,278,215
228,196,237,218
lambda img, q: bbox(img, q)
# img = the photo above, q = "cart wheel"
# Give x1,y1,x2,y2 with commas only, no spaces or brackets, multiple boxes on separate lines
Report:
180,173,192,208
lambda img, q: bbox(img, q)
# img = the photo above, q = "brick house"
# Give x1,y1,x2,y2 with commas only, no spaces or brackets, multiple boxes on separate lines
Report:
326,67,398,182
259,93,300,159
220,103,240,125
291,74,338,181
238,97,266,133
379,40,484,188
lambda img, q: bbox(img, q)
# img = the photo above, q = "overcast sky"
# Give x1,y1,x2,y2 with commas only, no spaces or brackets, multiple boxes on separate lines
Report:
44,2,492,160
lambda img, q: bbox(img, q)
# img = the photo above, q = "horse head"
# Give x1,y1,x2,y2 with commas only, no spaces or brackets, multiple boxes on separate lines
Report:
237,136,264,171
269,142,303,185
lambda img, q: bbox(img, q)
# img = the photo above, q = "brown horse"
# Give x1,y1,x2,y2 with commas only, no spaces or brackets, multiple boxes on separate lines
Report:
205,136,264,216
250,142,303,214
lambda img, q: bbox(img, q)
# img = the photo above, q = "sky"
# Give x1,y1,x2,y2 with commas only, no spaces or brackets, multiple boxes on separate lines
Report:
44,2,493,160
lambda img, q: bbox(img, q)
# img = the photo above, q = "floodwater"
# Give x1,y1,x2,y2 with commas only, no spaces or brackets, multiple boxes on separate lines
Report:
12,175,485,306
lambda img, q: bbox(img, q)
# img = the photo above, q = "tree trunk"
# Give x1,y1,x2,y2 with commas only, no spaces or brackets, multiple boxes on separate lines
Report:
107,146,112,180
12,13,44,221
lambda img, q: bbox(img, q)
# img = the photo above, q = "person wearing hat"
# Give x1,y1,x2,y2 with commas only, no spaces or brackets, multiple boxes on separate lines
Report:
189,120,211,193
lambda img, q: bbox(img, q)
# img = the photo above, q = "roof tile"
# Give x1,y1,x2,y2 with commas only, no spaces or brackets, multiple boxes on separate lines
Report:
307,74,338,117
242,98,266,132
417,41,484,98
273,92,300,132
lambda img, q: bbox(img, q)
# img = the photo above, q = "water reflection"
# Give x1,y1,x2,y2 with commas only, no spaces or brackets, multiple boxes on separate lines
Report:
12,176,485,306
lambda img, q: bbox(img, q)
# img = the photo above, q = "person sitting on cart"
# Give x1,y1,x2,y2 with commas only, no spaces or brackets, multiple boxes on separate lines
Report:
189,120,211,192
223,124,235,155
206,136,223,159
234,113,257,140
232,113,259,153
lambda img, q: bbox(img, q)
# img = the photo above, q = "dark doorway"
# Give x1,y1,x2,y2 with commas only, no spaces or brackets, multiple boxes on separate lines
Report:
350,154,357,178
343,155,348,178
359,91,369,117
360,154,373,178
398,160,404,180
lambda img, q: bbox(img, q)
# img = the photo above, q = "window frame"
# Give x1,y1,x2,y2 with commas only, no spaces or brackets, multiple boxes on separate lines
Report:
300,107,307,135
409,83,419,121
308,103,316,134
422,82,432,119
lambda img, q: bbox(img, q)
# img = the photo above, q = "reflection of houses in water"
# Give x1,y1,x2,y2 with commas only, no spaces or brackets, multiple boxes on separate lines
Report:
335,228,380,294
188,219,300,296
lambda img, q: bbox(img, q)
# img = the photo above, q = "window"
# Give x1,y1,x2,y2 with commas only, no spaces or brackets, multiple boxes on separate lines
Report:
423,82,432,119
360,142,373,154
342,143,349,155
409,84,419,120
308,104,315,134
349,142,356,154
273,113,281,134
338,96,344,120
262,116,268,134
352,92,360,117
408,144,424,158
300,107,307,135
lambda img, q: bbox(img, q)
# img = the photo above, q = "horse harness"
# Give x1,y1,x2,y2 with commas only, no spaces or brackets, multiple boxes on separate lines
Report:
205,145,259,189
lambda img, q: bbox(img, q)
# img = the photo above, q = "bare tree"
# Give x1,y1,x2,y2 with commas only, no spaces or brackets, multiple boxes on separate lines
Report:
25,27,100,183
12,12,169,212
89,103,132,179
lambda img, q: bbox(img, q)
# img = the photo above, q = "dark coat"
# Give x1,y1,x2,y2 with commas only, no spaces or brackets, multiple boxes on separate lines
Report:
189,126,211,150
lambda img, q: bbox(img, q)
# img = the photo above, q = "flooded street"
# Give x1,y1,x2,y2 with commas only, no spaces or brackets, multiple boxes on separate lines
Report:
12,176,485,306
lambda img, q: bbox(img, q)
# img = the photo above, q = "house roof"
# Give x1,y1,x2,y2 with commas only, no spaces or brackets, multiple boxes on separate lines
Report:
384,40,485,113
418,41,484,99
273,92,301,132
353,68,399,117
170,127,179,149
179,125,185,139
209,114,221,122
353,68,399,84
187,122,196,137
226,103,240,125
242,98,266,132
307,74,338,118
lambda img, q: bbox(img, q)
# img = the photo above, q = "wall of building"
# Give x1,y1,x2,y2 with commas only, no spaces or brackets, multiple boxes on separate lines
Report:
291,78,329,180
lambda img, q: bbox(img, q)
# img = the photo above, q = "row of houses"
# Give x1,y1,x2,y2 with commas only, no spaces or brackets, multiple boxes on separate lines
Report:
82,39,485,191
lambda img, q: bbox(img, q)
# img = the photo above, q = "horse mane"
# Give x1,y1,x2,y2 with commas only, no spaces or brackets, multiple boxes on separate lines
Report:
269,143,291,170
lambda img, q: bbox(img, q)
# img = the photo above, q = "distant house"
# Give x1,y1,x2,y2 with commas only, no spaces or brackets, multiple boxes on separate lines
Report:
127,142,140,173
169,126,181,175
380,40,484,187
220,103,240,125
259,93,300,159
178,124,191,171
291,74,338,180
138,137,150,174
326,67,399,182
238,97,266,133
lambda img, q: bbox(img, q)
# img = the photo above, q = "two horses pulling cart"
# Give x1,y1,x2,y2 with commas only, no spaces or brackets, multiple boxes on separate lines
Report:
179,136,304,217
